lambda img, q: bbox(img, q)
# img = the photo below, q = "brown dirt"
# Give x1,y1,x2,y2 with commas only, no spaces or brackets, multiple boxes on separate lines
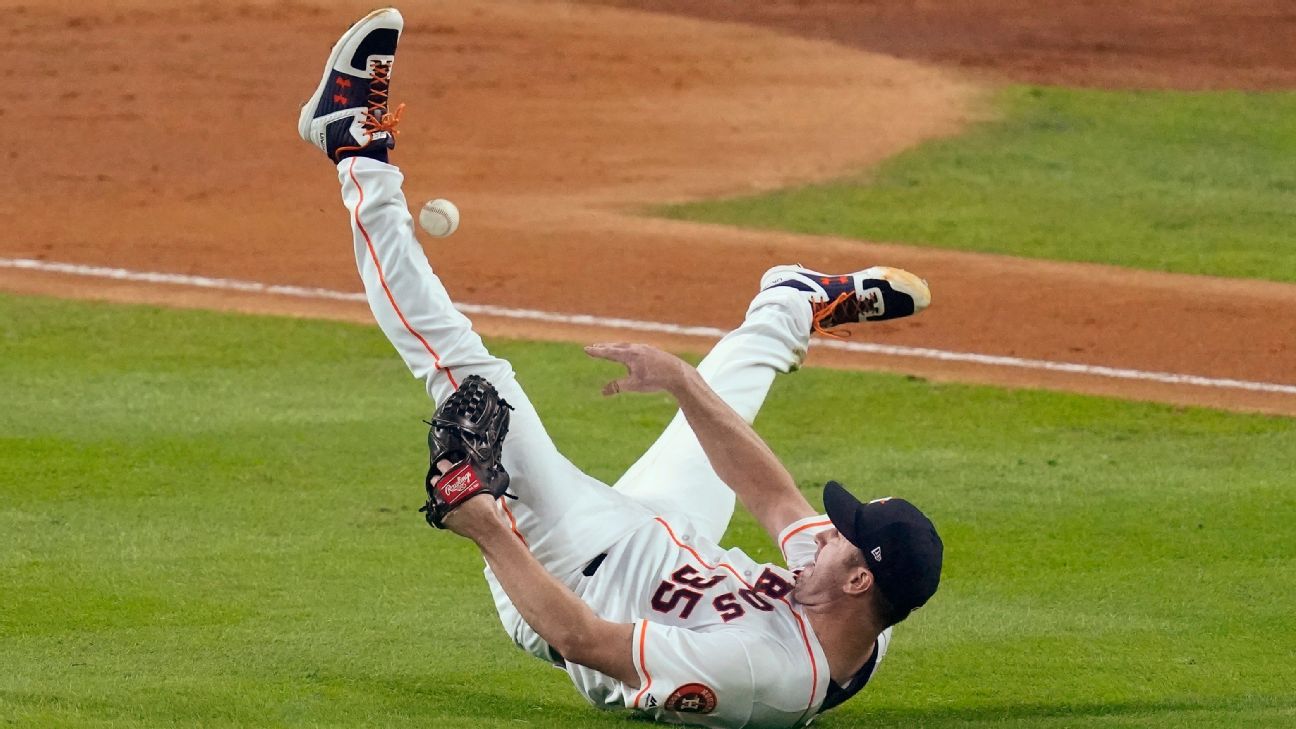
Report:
5,0,1295,416
592,0,1296,90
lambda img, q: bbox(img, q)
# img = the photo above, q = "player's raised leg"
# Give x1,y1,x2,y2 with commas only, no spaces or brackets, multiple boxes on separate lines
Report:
613,266,930,544
297,8,651,578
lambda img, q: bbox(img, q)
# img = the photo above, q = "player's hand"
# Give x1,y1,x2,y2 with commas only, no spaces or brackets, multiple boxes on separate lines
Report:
434,455,503,538
440,492,503,539
584,343,691,396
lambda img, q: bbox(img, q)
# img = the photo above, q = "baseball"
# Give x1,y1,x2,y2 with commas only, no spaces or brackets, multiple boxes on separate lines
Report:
419,198,460,237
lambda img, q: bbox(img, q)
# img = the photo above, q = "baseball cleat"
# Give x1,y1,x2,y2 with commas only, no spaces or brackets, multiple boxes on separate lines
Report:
298,7,404,162
760,264,931,336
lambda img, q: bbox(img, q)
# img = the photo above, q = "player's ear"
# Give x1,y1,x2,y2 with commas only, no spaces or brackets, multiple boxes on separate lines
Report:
843,563,873,596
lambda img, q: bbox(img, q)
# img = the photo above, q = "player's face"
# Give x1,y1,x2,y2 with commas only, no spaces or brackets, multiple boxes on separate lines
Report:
794,528,869,602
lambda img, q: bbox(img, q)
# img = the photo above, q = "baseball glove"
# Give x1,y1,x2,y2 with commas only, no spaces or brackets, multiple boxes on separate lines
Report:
420,374,515,529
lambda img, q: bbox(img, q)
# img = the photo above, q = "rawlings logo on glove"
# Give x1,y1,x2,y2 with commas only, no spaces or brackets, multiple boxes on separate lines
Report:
419,375,514,529
436,462,484,504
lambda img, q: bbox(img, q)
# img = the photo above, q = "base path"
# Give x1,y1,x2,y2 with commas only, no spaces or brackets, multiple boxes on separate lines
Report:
4,0,1294,415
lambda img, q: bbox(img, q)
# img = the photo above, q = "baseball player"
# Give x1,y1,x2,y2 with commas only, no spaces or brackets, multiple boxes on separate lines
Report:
298,9,944,728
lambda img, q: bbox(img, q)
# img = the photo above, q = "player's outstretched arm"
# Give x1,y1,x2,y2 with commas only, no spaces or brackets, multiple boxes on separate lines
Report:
586,343,816,540
442,496,640,686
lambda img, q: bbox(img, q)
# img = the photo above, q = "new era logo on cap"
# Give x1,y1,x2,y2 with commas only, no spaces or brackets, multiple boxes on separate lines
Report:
871,546,883,561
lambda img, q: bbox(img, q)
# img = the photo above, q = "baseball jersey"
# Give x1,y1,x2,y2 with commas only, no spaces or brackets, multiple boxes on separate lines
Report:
565,514,890,728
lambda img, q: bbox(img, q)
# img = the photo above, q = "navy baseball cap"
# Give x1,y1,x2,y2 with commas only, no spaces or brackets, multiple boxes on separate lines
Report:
823,481,943,616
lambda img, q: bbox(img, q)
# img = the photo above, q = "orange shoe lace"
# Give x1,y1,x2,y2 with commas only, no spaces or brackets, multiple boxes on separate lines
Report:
333,60,405,161
810,290,878,338
811,292,857,338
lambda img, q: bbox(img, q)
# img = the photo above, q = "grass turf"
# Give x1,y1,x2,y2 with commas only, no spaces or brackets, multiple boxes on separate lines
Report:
659,86,1296,282
2,294,1293,727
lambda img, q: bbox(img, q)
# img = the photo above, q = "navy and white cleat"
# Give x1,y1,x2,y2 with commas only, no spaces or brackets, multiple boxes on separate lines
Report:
760,265,931,336
298,7,404,162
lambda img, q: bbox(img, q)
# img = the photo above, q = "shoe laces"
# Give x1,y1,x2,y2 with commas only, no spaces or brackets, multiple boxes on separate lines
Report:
810,292,856,338
810,290,877,338
361,60,403,135
332,60,405,160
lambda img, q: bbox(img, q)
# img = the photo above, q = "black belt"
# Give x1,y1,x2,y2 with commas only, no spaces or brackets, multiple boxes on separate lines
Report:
582,553,608,576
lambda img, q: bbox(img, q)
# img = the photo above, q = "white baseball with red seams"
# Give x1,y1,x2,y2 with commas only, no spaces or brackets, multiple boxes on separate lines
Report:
418,198,459,237
337,155,888,728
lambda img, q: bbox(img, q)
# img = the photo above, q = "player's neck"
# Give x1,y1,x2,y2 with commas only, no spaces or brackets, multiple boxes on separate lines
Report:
805,607,882,684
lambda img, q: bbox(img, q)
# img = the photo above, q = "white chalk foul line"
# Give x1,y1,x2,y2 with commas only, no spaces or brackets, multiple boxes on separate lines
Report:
4,257,1294,396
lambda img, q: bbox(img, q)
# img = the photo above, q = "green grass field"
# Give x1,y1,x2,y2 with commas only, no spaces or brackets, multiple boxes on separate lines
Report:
3,295,1293,728
661,86,1296,282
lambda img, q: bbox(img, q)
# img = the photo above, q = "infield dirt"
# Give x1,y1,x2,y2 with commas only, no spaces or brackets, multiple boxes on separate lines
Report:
5,0,1294,414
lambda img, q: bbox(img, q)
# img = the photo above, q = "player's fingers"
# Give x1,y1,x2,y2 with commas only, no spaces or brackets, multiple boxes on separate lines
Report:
585,342,629,355
588,342,637,360
585,343,632,363
604,373,655,395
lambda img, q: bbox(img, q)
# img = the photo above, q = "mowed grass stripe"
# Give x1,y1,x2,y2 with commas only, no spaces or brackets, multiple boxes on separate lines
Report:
1,294,1293,728
661,86,1296,283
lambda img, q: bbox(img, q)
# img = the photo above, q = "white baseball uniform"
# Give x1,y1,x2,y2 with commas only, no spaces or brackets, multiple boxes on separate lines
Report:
337,156,888,728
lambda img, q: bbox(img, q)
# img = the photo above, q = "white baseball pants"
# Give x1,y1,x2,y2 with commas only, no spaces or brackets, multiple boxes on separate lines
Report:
337,157,812,657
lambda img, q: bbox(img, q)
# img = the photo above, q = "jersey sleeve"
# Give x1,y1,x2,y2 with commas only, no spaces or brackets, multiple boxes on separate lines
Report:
777,514,834,570
624,619,756,727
